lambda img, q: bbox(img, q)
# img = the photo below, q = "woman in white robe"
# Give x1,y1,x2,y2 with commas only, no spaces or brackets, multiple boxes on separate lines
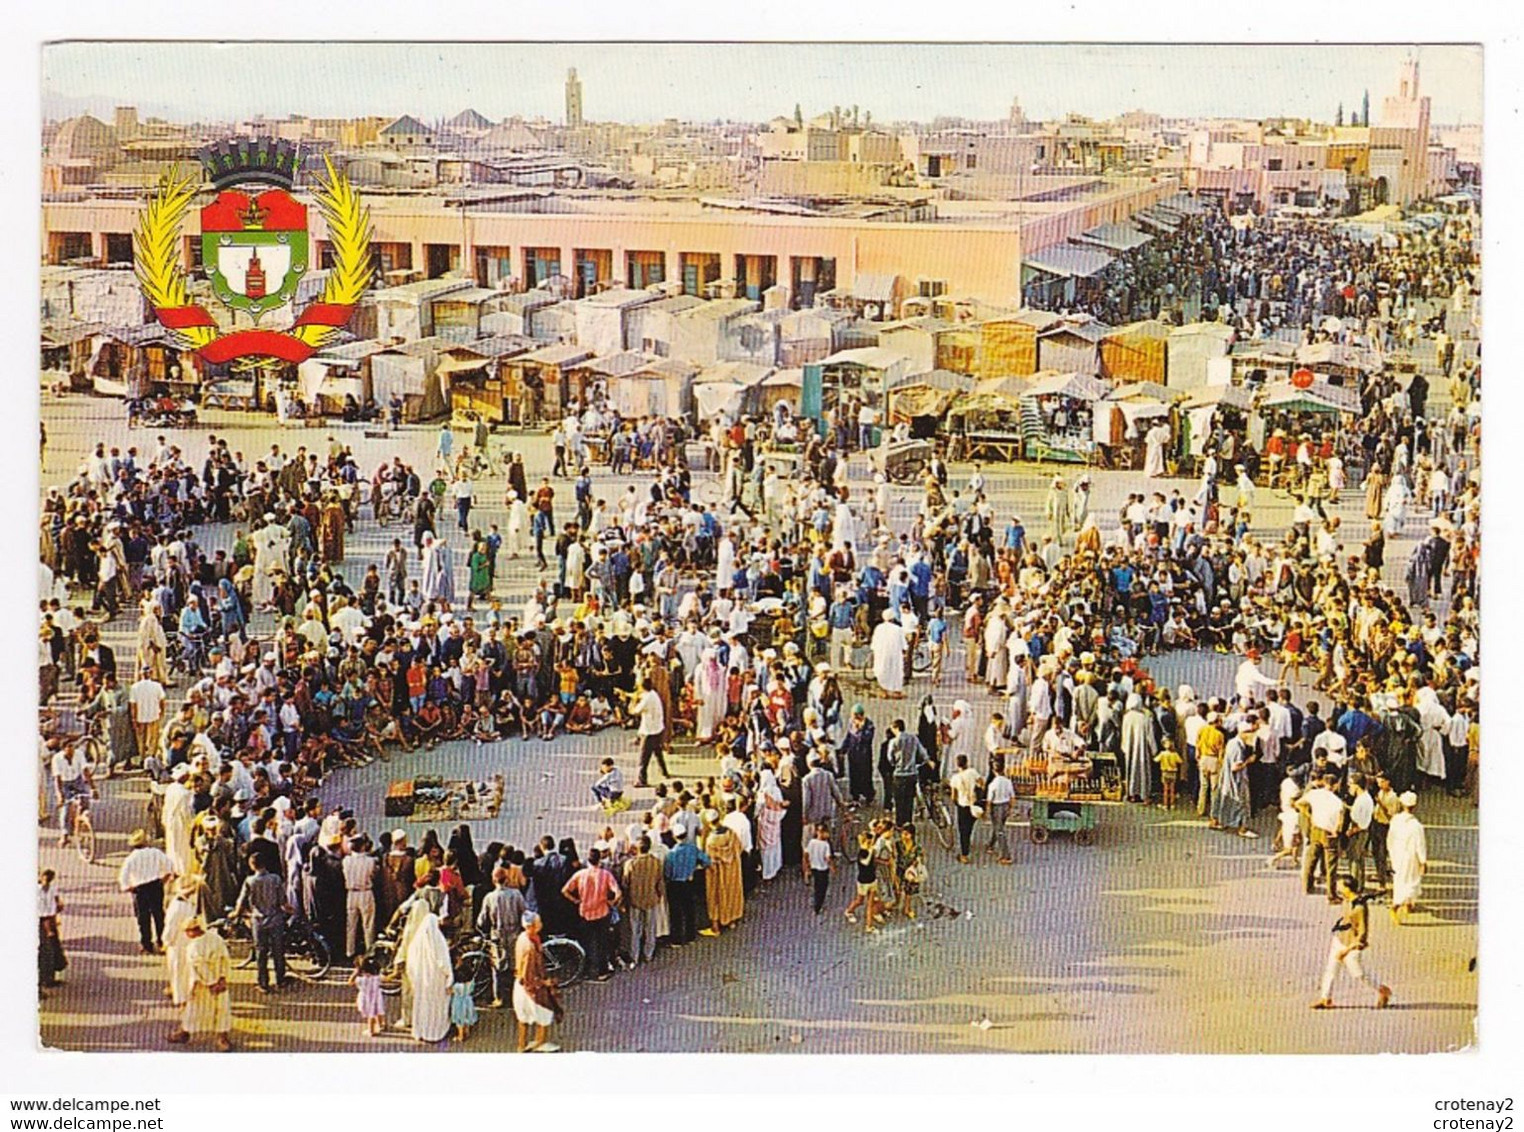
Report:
1387,793,1427,918
983,613,1009,692
421,536,456,606
692,649,727,742
756,768,786,881
405,910,453,1042
1415,687,1450,781
1120,693,1158,803
1382,474,1412,539
505,492,526,558
870,612,907,698
1143,422,1171,478
715,536,736,593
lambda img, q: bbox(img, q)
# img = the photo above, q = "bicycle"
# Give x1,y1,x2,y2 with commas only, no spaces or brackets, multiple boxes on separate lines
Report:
59,792,97,864
915,779,955,851
215,914,333,983
541,934,587,989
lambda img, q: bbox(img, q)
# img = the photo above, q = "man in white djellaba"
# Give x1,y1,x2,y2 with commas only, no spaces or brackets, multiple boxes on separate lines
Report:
870,610,907,699
251,516,290,609
165,916,233,1051
1386,791,1428,924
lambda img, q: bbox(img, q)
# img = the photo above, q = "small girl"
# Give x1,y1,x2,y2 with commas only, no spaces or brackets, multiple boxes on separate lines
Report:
350,954,385,1037
1153,738,1183,809
449,969,479,1043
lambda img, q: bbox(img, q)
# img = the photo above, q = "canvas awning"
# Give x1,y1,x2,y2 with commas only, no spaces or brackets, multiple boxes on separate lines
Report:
1022,371,1112,401
1260,379,1360,414
1073,223,1152,252
948,390,1024,421
891,385,960,418
1182,384,1256,411
1133,209,1180,233
851,273,898,303
435,354,494,377
693,380,747,420
1023,245,1115,278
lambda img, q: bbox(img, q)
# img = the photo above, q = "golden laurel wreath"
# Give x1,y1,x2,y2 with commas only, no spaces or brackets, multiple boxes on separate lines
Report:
134,155,373,366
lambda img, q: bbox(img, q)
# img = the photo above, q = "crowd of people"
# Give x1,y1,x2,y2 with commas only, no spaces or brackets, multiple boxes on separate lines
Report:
37,192,1480,1047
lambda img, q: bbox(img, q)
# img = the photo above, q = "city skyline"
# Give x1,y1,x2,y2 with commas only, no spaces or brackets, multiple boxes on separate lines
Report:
42,42,1484,129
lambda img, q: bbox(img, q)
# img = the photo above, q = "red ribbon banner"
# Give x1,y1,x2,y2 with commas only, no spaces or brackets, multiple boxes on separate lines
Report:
152,303,356,366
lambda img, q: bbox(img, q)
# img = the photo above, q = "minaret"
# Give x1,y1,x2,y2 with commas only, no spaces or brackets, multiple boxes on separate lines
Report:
565,68,584,128
1361,89,1370,128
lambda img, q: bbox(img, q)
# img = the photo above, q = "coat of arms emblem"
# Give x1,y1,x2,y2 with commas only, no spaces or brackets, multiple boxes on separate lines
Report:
134,137,372,371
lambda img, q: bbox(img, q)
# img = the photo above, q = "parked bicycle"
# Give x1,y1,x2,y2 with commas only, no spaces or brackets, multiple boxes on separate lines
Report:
915,779,955,851
214,913,333,983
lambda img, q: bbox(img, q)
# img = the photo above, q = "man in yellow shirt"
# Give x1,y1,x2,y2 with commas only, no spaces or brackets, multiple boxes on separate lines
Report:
1196,710,1227,819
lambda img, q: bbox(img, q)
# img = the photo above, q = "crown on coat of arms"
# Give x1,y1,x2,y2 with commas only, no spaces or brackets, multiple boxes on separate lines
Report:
198,138,300,192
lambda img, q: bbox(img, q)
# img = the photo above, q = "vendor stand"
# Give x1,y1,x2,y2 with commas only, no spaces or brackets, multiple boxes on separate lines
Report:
1091,382,1178,471
945,389,1026,463
886,369,974,439
1017,370,1112,464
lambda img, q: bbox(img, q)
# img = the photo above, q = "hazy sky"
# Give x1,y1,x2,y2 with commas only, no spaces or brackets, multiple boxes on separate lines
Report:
41,42,1484,127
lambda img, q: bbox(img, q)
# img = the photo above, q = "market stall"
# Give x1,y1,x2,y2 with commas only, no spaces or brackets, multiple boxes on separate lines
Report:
1092,383,1179,471
886,369,975,438
1017,370,1111,464
946,390,1026,463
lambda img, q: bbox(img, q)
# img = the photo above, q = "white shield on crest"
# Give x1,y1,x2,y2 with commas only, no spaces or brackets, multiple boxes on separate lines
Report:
215,244,293,298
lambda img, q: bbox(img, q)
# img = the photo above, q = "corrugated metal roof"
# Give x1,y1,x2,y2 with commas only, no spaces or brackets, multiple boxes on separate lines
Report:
678,298,758,322
101,323,178,348
373,277,475,303
431,287,501,305
1039,319,1110,343
40,320,104,347
314,339,391,362
582,350,653,377
1134,209,1180,232
581,287,658,309
635,357,700,381
696,361,774,387
1023,245,1114,278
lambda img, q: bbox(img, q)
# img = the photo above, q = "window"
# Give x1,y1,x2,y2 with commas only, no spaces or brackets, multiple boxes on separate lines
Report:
918,279,948,299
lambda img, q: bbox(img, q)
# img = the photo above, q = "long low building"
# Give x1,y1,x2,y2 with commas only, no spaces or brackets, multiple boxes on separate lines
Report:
41,175,1183,312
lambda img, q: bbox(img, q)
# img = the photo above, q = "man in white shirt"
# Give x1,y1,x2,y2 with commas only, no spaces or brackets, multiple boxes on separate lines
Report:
129,674,167,771
632,684,668,787
1234,649,1278,704
984,761,1016,865
1298,774,1347,902
118,829,175,954
947,755,981,864
1345,774,1376,894
51,743,95,845
329,597,369,647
